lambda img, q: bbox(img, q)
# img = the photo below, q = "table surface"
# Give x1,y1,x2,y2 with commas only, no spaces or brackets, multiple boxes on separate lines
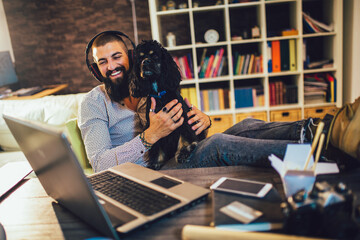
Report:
0,165,359,240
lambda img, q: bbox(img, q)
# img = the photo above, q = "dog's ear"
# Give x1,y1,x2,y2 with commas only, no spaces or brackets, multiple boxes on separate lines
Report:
157,41,182,91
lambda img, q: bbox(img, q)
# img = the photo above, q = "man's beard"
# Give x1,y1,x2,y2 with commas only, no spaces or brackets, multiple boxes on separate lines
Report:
103,66,130,102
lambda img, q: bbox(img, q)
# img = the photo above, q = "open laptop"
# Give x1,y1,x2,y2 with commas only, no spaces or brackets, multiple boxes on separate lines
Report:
3,114,210,239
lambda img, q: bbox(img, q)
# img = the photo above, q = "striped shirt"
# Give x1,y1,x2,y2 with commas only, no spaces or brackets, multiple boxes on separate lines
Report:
78,85,148,172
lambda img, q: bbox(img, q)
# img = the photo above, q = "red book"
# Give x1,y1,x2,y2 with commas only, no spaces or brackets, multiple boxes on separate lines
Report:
205,55,215,78
271,41,281,72
183,55,193,78
213,48,225,77
269,82,276,106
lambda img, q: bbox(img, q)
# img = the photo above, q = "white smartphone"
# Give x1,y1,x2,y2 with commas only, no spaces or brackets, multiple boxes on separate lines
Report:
210,177,273,198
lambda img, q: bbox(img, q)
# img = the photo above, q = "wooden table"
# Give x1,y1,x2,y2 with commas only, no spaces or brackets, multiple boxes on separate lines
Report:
0,165,359,240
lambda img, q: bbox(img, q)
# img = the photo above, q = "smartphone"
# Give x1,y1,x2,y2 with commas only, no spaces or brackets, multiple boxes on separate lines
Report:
210,177,273,198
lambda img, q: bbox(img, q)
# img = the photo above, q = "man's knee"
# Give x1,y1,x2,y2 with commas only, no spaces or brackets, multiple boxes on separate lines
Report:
207,133,226,146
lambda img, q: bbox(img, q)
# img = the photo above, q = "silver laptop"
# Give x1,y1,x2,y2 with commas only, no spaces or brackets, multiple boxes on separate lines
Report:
3,114,210,239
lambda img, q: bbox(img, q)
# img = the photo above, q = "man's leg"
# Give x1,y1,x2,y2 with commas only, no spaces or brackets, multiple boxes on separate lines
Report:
162,133,297,169
223,118,315,143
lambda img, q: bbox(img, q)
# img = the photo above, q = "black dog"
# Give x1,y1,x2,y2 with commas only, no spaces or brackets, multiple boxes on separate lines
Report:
129,40,207,169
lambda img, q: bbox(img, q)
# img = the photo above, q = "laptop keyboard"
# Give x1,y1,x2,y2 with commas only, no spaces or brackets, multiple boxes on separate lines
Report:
88,171,181,216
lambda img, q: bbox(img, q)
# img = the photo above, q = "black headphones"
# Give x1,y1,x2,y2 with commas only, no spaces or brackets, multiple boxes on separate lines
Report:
85,30,135,82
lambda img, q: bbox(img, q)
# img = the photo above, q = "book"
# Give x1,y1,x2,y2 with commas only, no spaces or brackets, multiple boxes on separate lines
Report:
233,52,240,75
289,39,296,71
242,54,251,75
213,48,225,77
210,50,220,77
208,89,215,110
212,188,284,232
187,53,193,77
234,87,254,108
271,41,281,72
182,56,193,79
213,89,220,110
269,82,276,106
267,42,272,73
238,55,245,75
198,48,208,74
223,89,230,109
218,89,225,110
199,57,209,78
180,87,189,101
280,40,290,71
217,57,226,77
177,57,188,79
303,12,334,32
247,54,255,74
188,87,197,107
205,54,215,78
201,90,210,112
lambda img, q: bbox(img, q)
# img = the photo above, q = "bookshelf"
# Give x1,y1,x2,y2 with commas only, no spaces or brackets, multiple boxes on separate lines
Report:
148,0,343,134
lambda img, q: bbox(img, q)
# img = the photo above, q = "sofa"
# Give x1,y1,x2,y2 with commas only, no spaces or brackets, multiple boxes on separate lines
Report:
0,93,93,173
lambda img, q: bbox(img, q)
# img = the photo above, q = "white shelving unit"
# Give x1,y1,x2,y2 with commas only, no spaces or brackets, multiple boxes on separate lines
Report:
148,0,343,134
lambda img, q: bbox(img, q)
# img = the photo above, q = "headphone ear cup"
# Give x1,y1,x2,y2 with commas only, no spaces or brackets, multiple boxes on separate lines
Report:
128,49,134,69
90,63,103,82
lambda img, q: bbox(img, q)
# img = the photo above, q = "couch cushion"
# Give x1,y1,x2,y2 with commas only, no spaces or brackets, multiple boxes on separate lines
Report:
0,93,85,151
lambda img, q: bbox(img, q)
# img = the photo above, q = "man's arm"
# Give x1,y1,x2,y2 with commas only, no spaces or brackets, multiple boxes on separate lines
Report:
78,91,148,172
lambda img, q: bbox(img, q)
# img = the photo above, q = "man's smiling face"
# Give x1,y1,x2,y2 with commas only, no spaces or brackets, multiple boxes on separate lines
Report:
93,40,130,83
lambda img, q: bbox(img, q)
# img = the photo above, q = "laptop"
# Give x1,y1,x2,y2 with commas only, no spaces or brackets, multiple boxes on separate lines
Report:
3,114,210,239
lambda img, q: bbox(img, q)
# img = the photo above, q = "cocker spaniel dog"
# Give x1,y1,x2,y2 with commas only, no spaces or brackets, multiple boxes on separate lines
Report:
130,40,207,169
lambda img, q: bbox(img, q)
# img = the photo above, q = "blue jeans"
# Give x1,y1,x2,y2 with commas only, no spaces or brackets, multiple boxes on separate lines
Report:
162,118,310,169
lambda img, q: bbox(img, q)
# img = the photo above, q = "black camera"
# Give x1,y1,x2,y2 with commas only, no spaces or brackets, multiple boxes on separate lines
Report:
282,181,359,239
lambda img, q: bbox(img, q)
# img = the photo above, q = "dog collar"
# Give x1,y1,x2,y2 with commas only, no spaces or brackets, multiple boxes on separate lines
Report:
150,90,167,99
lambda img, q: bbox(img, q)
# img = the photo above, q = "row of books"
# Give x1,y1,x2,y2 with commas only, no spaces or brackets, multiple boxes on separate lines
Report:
303,12,334,34
268,39,296,73
180,87,197,107
304,73,336,104
200,88,230,112
269,81,298,106
173,54,194,80
233,53,263,75
234,86,265,108
198,48,227,78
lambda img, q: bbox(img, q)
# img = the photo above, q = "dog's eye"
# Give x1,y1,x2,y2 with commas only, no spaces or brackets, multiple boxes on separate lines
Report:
149,50,154,55
139,52,144,56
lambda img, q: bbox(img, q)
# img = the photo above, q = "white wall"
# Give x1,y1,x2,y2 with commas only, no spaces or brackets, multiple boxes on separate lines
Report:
0,0,14,61
343,0,360,103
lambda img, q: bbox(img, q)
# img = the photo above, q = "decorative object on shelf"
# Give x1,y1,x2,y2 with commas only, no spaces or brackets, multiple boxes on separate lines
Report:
178,3,187,9
166,32,176,47
161,5,167,11
204,29,219,44
282,29,298,36
231,36,243,41
166,0,176,10
193,2,199,8
242,29,249,39
251,26,260,38
216,0,223,5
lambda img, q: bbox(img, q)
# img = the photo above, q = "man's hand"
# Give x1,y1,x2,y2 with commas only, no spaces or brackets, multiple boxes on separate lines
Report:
144,97,184,144
184,98,211,135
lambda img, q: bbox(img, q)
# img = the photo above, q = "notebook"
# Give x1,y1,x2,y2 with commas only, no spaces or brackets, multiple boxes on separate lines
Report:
3,114,210,239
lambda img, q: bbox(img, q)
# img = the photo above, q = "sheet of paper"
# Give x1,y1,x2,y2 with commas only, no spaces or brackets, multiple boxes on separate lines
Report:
0,161,33,198
284,144,313,170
